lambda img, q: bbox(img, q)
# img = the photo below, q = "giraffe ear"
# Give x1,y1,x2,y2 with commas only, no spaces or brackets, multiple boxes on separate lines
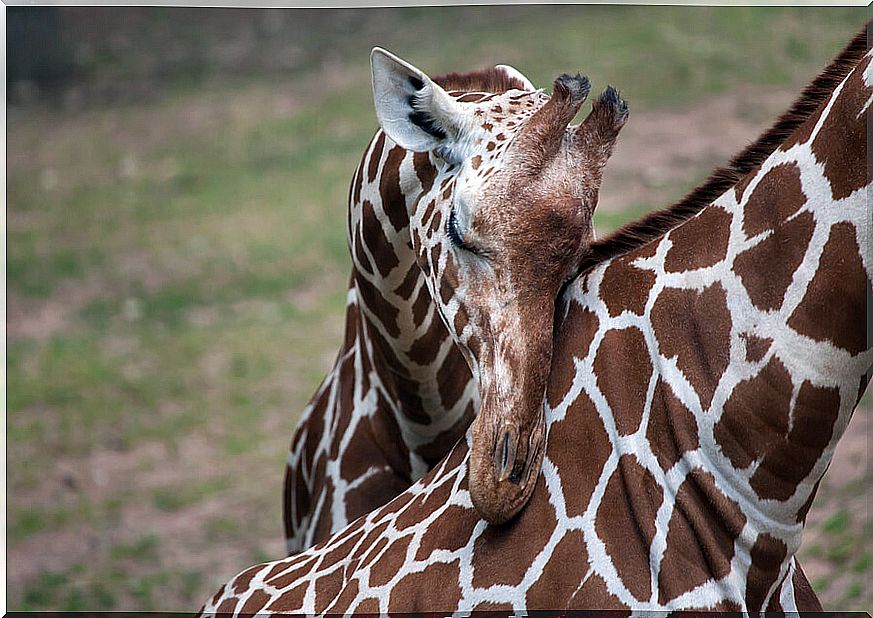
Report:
371,47,467,155
495,64,536,91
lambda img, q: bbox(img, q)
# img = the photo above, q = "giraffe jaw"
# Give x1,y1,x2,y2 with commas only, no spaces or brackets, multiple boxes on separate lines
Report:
467,403,547,524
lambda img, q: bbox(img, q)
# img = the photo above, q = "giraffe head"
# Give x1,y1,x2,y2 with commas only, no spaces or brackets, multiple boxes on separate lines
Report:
371,49,628,523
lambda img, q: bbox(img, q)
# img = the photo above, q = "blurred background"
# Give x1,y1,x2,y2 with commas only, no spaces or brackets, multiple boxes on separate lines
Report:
6,6,871,611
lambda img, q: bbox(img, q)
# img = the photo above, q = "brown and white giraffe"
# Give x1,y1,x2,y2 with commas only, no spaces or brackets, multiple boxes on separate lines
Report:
285,51,625,552
203,26,870,613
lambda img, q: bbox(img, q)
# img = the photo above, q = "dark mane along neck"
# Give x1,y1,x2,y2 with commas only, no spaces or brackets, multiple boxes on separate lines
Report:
433,68,527,94
575,22,871,275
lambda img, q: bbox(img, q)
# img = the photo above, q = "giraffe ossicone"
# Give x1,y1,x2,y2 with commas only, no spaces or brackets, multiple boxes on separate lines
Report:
203,25,870,614
371,47,629,524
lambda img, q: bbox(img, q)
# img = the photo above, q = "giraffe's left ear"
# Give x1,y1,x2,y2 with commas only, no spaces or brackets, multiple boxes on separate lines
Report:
371,48,468,156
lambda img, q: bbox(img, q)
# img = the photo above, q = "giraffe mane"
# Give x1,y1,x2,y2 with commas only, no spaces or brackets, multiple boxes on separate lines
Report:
573,21,871,276
432,67,529,94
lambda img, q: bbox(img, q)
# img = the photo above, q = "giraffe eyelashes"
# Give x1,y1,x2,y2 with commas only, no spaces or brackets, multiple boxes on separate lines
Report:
447,208,486,257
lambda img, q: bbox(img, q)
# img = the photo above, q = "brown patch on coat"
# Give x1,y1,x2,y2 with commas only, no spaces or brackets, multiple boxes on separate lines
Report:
355,597,380,613
408,310,447,366
410,281,431,327
750,379,841,502
329,577,360,612
389,559,462,611
651,283,732,411
232,565,262,595
433,68,528,95
240,589,271,615
361,199,400,278
734,211,815,311
745,533,788,611
352,159,364,206
345,469,411,527
368,534,412,587
453,304,469,335
471,475,555,588
599,253,657,317
393,264,419,301
714,356,792,470
547,302,598,408
416,404,474,469
437,343,470,410
457,92,487,102
733,164,759,203
568,572,628,610
810,52,871,200
266,557,316,589
595,454,663,601
415,504,480,560
322,528,365,569
548,389,611,518
788,222,869,355
379,145,409,232
657,468,746,604
743,333,772,363
265,581,307,612
594,326,652,436
664,206,732,272
216,596,239,614
646,378,700,472
413,150,437,194
741,163,807,238
353,231,375,276
367,132,386,183
355,273,401,338
526,529,589,608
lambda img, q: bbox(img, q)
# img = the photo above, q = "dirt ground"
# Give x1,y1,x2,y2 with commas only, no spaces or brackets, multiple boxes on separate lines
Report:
8,83,871,611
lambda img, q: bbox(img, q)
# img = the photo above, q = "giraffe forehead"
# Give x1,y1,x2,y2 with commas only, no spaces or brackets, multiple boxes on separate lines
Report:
460,89,549,138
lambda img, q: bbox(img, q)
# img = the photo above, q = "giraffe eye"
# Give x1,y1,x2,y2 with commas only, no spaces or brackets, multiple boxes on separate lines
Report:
446,208,487,257
446,208,467,248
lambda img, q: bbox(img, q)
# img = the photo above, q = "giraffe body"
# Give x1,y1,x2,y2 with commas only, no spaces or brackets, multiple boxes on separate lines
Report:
212,30,871,613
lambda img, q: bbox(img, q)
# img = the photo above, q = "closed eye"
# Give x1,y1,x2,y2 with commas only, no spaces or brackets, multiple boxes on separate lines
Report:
446,208,487,257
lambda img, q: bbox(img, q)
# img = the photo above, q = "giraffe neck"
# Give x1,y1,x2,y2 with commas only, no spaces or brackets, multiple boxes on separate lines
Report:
347,130,477,461
551,46,872,609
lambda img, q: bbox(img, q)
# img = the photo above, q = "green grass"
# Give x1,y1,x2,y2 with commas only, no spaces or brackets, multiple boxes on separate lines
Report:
7,6,869,612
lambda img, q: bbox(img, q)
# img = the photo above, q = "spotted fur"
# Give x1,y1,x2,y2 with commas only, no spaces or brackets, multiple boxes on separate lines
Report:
206,26,870,614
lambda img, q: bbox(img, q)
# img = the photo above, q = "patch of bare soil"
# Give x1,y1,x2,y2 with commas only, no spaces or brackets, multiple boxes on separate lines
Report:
6,275,106,342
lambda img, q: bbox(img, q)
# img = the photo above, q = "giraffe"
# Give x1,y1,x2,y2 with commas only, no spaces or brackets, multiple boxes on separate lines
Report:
284,49,626,553
201,26,870,614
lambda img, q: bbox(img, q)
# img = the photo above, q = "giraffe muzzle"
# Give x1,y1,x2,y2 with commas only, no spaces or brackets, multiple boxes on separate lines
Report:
468,404,547,524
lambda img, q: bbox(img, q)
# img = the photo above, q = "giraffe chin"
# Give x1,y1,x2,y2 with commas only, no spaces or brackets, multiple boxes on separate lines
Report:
467,408,546,525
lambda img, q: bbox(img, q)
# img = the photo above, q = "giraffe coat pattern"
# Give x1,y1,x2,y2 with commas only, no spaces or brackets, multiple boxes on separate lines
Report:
208,28,871,614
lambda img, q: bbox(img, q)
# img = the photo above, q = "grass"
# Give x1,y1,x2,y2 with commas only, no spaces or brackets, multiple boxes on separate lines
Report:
7,6,870,612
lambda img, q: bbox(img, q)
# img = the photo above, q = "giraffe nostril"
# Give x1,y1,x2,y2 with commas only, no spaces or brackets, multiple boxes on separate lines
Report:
496,429,516,482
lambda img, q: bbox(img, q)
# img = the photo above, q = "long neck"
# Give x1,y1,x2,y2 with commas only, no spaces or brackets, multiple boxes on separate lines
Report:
554,48,872,610
346,130,477,463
